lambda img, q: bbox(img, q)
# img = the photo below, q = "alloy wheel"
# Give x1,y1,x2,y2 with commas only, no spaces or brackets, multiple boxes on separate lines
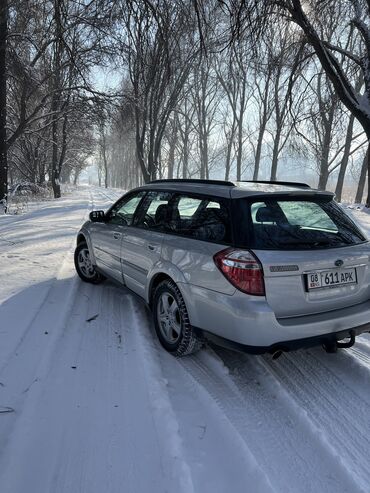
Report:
157,292,182,344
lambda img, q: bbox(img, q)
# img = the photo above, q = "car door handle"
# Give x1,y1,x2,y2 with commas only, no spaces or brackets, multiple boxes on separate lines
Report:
113,232,122,240
148,244,157,251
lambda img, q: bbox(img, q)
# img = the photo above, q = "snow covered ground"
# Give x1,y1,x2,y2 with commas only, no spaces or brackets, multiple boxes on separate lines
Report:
1,186,370,493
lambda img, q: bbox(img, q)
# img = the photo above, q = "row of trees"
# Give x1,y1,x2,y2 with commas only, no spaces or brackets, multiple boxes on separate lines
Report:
0,0,115,209
98,0,370,204
1,0,370,209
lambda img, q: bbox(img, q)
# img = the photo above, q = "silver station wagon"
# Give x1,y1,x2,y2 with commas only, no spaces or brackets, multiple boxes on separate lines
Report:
75,179,370,358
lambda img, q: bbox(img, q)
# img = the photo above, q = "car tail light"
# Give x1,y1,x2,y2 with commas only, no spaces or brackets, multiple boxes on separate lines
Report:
214,248,265,296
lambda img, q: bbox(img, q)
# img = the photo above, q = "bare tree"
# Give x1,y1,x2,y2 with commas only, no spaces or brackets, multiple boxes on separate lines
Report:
0,0,7,209
119,0,199,182
191,58,221,179
251,61,273,180
355,148,369,203
217,42,250,180
235,0,370,203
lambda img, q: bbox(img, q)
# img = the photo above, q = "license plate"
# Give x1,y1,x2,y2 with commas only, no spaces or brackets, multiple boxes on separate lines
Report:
307,268,357,290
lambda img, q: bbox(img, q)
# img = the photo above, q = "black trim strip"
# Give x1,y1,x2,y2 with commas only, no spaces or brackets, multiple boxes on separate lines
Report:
94,245,121,263
121,258,148,275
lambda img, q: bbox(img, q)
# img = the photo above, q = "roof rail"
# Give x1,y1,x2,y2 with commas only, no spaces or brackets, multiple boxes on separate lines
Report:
240,180,311,189
149,179,235,187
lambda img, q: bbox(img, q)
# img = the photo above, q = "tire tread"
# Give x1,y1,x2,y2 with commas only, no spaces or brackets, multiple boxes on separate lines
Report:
153,279,202,357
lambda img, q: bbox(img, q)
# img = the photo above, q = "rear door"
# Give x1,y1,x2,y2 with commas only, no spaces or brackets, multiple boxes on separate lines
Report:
90,191,146,282
120,191,173,297
238,197,370,318
161,192,235,294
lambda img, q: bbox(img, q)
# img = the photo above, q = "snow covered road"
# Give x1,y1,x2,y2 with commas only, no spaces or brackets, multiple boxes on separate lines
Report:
1,187,370,493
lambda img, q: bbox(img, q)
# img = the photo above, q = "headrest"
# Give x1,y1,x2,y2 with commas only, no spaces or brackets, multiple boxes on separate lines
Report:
255,206,284,223
198,208,223,222
193,208,226,241
155,203,168,224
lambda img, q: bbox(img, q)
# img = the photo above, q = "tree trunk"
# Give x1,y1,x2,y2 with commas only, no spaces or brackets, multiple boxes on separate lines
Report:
236,85,246,181
318,167,329,191
148,131,156,181
253,77,270,181
136,135,150,183
103,150,108,188
355,148,368,204
57,112,68,182
225,136,233,181
253,123,265,181
167,122,177,179
270,127,282,181
335,114,355,202
51,0,62,199
199,129,208,179
365,142,370,207
51,116,61,198
0,0,8,211
73,170,80,186
182,132,188,179
236,115,244,181
100,131,109,188
317,122,332,190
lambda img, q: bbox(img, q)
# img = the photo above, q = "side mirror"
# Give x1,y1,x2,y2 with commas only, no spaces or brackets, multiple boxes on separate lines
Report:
89,210,105,222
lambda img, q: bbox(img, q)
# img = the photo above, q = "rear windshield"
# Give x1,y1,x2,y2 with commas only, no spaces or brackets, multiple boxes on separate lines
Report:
234,198,367,250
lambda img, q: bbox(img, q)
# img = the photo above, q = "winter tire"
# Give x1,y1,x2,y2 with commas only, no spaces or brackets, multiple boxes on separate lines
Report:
74,242,105,284
153,279,202,356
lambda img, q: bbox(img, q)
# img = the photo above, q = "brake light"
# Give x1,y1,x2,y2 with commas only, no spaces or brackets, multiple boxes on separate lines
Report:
214,248,265,296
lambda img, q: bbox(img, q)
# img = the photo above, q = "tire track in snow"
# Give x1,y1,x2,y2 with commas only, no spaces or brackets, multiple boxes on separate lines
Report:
179,347,362,493
0,187,117,366
124,300,274,493
349,336,370,370
0,189,118,464
0,190,94,371
314,339,370,383
127,296,196,493
252,348,370,492
0,194,95,460
0,286,175,492
0,185,117,377
350,345,370,370
161,354,275,493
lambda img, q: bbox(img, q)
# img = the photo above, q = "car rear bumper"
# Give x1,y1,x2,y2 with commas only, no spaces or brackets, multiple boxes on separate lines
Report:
178,282,370,349
199,323,370,355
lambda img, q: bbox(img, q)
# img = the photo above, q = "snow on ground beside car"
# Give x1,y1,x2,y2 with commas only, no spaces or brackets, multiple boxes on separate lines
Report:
0,187,370,493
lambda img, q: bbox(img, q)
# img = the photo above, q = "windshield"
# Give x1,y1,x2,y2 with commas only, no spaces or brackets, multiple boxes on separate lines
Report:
235,198,367,250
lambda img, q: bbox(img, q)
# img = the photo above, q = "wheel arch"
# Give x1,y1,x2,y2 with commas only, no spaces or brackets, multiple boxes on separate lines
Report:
76,232,87,245
76,230,97,265
147,268,198,329
148,273,173,308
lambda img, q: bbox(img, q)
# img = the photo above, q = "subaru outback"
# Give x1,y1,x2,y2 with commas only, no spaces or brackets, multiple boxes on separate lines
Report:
75,179,370,357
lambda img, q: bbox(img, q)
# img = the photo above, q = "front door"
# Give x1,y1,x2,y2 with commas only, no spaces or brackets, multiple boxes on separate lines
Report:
90,191,146,283
121,191,173,297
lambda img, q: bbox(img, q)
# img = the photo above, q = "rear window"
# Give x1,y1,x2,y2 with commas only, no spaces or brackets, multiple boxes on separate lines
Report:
236,198,366,250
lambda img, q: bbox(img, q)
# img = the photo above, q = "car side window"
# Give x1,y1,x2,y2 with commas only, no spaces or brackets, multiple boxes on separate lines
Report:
177,197,202,218
135,191,173,230
106,192,146,226
170,194,231,243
